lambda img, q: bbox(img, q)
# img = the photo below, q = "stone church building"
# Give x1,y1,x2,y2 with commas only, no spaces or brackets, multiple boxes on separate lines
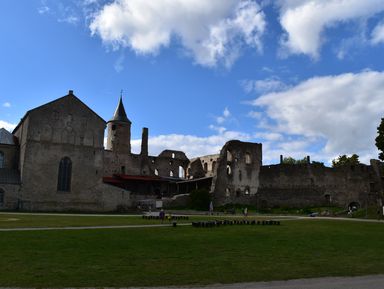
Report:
0,90,383,212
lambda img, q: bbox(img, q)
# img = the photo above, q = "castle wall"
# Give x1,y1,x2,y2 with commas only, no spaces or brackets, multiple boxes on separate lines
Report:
258,163,375,208
212,140,262,206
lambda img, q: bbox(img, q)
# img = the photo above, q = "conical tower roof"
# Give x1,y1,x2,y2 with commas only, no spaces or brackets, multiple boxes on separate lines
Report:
109,96,131,123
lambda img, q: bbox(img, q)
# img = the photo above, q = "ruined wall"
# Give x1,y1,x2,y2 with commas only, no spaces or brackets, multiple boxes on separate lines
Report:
192,154,219,177
212,140,262,206
104,149,189,179
258,163,375,208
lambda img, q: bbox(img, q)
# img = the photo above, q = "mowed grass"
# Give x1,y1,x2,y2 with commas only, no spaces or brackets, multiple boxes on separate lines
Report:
0,219,384,287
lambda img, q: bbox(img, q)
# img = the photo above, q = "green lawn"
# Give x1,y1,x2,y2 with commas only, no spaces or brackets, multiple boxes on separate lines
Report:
0,218,384,287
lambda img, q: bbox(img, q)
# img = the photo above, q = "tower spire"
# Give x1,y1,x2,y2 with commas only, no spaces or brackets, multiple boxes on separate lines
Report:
109,93,131,123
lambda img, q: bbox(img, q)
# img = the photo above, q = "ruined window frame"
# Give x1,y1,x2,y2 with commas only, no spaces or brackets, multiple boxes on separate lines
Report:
245,153,251,164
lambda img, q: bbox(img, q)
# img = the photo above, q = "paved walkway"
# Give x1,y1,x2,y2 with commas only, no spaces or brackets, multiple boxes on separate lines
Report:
1,275,384,289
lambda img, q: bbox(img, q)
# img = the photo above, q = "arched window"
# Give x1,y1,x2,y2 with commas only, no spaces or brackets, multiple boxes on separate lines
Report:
57,157,72,192
0,151,4,168
245,153,251,164
212,161,216,172
227,150,232,162
204,162,208,172
225,187,231,197
0,189,4,207
169,170,174,177
179,166,185,178
226,165,232,175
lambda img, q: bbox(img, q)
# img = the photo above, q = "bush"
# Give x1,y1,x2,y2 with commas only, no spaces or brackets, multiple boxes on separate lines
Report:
189,189,211,211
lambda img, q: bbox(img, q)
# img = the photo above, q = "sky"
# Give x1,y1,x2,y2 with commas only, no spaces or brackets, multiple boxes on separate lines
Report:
1,0,384,165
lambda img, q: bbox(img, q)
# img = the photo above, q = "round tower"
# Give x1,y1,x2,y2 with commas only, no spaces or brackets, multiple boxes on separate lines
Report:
106,96,132,154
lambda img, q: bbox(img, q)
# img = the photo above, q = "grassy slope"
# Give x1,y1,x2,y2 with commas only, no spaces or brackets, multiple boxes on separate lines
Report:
0,219,383,287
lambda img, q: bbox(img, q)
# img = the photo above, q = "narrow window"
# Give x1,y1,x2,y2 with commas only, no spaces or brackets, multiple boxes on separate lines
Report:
239,170,242,181
245,153,251,164
57,157,72,192
172,153,175,159
121,166,126,174
155,169,159,176
0,189,4,207
212,161,216,172
226,165,232,175
227,150,232,162
204,162,208,172
112,124,116,131
225,187,230,197
244,186,250,195
0,151,4,168
179,166,185,178
170,170,174,177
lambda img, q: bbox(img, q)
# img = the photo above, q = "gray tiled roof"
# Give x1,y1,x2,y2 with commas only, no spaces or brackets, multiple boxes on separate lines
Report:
0,128,14,145
0,169,20,184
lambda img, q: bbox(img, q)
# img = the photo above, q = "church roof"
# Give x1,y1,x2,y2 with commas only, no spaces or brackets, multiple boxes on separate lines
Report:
109,96,131,123
13,90,106,134
0,128,15,145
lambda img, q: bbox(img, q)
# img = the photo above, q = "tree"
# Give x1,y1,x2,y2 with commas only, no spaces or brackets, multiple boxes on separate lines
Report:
189,189,211,211
375,118,384,161
332,154,360,167
282,156,308,165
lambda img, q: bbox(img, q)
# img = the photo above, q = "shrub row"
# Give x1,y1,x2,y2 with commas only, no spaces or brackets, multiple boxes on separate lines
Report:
142,215,189,220
192,219,280,227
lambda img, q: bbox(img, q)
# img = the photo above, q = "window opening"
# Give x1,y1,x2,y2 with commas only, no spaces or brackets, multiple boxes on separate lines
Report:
0,151,4,168
57,157,72,192
245,153,251,164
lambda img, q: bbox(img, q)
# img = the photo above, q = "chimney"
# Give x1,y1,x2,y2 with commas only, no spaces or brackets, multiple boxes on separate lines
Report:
68,90,74,95
141,127,148,156
280,155,283,164
307,155,311,164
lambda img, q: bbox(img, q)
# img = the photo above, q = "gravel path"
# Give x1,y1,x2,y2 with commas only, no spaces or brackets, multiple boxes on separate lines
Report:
1,275,384,289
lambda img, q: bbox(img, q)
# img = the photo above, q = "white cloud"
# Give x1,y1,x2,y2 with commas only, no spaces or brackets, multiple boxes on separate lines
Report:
252,70,384,162
0,120,16,132
2,102,11,108
90,0,266,67
114,53,125,72
131,130,251,158
279,0,384,57
371,21,384,45
242,77,288,94
215,107,232,125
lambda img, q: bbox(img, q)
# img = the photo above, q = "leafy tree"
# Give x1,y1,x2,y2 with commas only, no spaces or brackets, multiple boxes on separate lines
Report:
282,156,308,165
189,189,211,211
332,154,360,167
375,118,384,161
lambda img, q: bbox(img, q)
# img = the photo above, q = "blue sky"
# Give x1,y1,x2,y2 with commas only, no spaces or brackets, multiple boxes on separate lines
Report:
1,0,384,164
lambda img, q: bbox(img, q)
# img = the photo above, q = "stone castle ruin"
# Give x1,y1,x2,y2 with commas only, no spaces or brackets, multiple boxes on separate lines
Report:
0,91,383,212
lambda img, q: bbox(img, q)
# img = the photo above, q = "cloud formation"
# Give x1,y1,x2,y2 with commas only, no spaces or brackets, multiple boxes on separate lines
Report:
131,130,251,158
90,0,266,67
0,120,16,132
371,21,384,45
279,0,384,57
252,70,384,162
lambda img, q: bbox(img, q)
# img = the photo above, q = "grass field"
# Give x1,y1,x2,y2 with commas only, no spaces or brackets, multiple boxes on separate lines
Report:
0,214,384,287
